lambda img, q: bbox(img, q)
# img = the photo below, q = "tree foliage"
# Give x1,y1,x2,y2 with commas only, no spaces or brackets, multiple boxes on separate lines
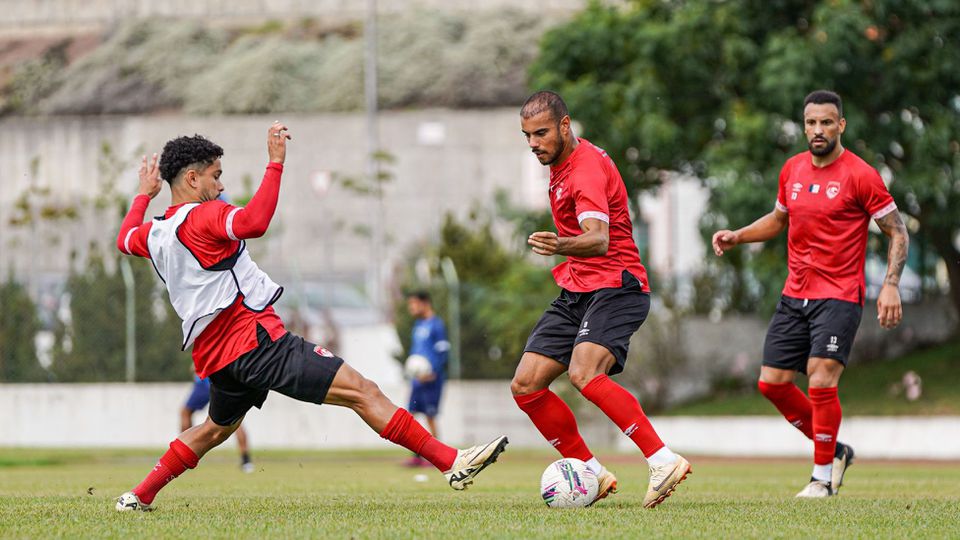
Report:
0,274,47,382
394,208,557,379
530,0,960,318
49,249,187,382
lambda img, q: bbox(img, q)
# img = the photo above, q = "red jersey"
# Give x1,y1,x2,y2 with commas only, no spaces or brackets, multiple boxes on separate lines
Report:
776,150,897,304
117,163,286,378
548,138,650,293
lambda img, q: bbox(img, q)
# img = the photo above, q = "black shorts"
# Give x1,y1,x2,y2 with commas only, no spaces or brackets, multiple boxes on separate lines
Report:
207,325,344,426
762,295,863,373
523,271,650,376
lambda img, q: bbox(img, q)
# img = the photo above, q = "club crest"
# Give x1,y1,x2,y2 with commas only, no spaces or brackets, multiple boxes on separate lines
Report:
826,181,841,199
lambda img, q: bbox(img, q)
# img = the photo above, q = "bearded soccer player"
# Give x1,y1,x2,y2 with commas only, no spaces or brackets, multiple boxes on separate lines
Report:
114,123,507,512
513,91,690,509
712,90,909,498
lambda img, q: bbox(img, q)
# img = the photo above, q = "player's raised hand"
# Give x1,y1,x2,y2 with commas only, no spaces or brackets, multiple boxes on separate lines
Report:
267,120,292,164
712,229,739,256
528,231,560,256
138,153,162,199
876,283,903,329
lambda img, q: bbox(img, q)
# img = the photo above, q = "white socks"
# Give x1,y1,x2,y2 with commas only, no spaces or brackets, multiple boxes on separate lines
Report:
646,446,678,467
812,463,833,483
585,457,603,475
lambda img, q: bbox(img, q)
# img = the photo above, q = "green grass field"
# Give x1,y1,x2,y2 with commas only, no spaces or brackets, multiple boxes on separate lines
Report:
669,340,960,416
1,448,958,539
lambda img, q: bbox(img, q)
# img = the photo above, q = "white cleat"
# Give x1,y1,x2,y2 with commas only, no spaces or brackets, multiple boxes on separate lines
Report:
444,436,508,490
116,491,154,512
796,479,834,498
832,442,855,493
588,467,618,506
242,462,256,474
643,455,692,509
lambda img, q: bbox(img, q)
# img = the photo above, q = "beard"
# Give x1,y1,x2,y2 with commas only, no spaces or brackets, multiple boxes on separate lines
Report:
808,136,838,156
539,134,567,166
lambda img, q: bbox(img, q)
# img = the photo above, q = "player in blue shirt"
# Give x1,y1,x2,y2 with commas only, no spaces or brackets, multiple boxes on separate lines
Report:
404,291,449,466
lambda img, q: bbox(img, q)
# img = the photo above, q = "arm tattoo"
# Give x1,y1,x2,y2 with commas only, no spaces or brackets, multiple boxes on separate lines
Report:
875,211,909,286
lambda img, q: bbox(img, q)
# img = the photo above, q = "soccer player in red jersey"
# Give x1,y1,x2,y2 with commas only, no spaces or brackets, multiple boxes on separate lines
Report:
512,91,690,509
113,122,507,512
712,90,909,498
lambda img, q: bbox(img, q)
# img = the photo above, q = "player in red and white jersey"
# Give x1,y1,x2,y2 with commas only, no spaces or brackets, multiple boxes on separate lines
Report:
114,123,507,513
512,91,690,509
712,90,909,498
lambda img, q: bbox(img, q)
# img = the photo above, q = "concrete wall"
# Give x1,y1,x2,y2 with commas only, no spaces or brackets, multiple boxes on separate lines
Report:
1,382,956,459
0,110,547,285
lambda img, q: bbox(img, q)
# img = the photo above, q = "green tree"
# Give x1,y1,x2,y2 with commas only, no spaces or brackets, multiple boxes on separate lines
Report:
394,210,557,379
0,274,47,382
530,0,960,320
50,249,186,382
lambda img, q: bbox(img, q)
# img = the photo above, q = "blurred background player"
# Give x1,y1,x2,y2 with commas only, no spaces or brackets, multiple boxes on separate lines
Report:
712,90,909,498
113,121,507,512
403,290,449,467
181,375,254,473
511,91,690,509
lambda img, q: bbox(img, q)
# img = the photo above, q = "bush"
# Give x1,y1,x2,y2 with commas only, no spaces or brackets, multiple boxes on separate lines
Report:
0,274,47,382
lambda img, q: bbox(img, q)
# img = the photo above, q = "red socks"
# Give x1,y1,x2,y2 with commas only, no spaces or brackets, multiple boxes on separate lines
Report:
133,439,199,504
758,381,814,439
809,387,841,465
513,388,594,462
380,408,457,472
579,375,664,458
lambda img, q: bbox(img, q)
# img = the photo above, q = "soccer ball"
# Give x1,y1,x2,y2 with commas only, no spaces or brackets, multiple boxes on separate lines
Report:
404,354,433,379
540,458,598,508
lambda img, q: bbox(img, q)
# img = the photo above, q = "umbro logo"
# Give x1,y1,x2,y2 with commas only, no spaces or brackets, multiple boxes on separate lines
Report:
815,433,833,443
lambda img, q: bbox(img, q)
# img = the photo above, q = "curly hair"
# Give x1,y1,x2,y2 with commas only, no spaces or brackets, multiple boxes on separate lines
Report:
159,135,224,184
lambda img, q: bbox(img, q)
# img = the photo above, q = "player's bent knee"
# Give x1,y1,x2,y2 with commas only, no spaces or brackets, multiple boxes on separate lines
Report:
510,376,542,396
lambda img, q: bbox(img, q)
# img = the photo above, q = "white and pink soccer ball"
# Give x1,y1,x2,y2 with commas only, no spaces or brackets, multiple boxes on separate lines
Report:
540,458,599,508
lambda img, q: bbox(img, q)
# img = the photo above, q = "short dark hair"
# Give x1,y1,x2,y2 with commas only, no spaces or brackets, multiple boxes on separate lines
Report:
803,90,843,117
406,290,431,303
520,91,569,122
159,135,224,184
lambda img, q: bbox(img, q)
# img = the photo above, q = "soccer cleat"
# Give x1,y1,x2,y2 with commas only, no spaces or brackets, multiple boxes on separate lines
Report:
115,491,154,512
588,467,618,506
444,436,509,490
241,461,256,474
795,479,834,498
832,442,855,492
643,455,692,509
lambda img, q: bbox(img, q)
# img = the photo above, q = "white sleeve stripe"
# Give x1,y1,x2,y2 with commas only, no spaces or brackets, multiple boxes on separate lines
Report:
775,200,788,213
225,207,242,241
435,341,451,352
123,227,138,254
871,201,898,220
577,211,609,224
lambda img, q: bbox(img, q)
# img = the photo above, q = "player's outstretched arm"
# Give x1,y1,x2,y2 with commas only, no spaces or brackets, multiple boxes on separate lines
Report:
711,208,788,256
875,210,909,329
116,153,161,256
528,218,608,258
227,122,292,240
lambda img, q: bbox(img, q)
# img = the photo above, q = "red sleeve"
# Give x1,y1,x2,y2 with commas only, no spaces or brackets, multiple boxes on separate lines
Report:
776,162,789,213
569,157,610,226
224,163,283,240
116,195,153,258
858,166,897,219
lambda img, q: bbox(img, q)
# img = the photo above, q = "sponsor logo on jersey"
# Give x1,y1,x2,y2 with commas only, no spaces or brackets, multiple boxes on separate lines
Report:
826,181,841,199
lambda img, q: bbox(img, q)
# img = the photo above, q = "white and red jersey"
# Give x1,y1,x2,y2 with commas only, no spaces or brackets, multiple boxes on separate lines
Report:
117,163,287,378
548,138,650,293
776,149,897,304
